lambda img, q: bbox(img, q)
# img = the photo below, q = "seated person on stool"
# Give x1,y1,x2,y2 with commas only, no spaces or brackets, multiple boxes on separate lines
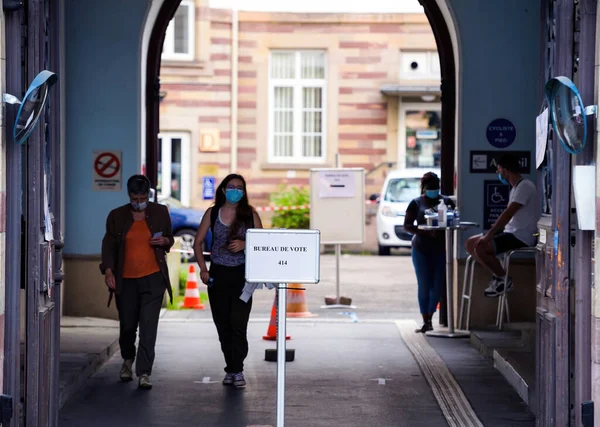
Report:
466,154,539,297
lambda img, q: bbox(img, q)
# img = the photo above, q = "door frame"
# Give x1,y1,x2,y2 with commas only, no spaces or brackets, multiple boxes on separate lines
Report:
397,101,442,170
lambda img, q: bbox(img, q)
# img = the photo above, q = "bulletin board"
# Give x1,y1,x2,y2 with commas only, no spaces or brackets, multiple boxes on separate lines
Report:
309,168,365,245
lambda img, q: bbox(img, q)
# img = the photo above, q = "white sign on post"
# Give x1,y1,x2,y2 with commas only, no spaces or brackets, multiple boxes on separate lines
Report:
310,168,365,245
245,229,321,284
245,228,320,427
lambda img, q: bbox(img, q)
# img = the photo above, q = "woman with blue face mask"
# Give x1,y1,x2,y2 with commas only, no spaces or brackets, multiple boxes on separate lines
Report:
403,172,455,333
193,174,263,388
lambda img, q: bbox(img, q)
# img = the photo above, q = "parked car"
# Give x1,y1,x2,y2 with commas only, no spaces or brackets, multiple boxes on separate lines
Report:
376,168,440,255
157,196,212,263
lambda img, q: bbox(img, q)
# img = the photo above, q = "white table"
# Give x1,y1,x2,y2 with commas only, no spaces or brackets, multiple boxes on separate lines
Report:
417,221,478,338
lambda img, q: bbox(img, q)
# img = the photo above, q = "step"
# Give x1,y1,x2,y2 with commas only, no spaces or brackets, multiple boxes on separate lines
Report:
493,347,535,405
470,328,526,359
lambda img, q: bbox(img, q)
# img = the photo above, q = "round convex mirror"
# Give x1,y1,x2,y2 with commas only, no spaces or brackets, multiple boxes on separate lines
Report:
14,70,58,145
546,76,587,154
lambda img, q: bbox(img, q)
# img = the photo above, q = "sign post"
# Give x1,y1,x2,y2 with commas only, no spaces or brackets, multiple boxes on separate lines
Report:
310,164,364,309
245,229,320,427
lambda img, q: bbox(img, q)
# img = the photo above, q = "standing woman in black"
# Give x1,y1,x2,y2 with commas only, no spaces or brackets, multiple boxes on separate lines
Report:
193,174,262,388
403,172,455,333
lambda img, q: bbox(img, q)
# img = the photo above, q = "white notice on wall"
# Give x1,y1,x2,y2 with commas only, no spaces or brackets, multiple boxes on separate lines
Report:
535,107,549,169
318,170,356,198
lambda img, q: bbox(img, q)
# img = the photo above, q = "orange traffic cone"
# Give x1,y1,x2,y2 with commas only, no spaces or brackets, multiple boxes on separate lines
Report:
181,264,204,310
286,283,317,318
263,295,291,341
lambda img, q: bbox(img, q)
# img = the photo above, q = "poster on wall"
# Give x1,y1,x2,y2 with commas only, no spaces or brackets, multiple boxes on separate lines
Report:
486,118,516,149
203,176,216,200
92,150,122,191
535,108,549,169
483,180,509,230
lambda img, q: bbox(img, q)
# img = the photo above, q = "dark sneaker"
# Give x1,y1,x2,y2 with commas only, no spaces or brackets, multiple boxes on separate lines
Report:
119,359,133,382
223,373,234,386
484,277,513,298
233,372,246,388
415,321,433,333
138,374,152,389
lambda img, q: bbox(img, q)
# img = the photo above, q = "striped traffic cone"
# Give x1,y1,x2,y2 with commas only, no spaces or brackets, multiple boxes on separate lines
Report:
181,264,204,310
263,295,291,341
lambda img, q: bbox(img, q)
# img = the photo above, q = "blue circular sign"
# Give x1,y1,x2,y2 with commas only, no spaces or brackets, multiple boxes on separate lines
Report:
486,118,516,149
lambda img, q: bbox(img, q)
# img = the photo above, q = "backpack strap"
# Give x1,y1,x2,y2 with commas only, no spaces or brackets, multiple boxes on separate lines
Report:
210,206,219,237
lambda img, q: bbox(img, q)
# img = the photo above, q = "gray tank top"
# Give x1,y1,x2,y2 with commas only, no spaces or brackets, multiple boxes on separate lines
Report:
210,209,247,267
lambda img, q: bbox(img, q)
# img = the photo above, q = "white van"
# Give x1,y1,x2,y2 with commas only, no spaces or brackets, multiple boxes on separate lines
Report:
376,168,441,255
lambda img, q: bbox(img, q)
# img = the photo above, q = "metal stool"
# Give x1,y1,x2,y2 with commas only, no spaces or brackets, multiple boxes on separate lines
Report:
496,247,537,330
458,255,476,330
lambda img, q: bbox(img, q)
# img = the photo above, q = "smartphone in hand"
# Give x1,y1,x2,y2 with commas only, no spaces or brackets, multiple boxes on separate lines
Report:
153,231,163,238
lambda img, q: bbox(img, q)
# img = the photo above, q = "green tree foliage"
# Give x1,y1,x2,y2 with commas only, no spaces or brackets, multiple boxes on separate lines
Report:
270,186,310,229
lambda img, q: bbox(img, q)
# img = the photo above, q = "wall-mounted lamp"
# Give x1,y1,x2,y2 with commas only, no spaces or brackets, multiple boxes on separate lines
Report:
421,95,436,102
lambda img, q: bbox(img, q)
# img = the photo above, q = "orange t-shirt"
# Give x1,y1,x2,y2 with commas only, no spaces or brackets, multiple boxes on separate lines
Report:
123,220,160,279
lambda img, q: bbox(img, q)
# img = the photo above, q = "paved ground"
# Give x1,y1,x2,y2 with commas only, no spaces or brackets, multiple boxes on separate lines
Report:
58,254,535,426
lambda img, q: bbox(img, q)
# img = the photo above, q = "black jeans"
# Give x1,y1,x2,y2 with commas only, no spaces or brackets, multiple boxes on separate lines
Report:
115,271,165,376
208,263,252,373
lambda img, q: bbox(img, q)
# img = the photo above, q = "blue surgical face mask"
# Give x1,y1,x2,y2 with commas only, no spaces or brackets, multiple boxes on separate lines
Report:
498,173,509,185
225,188,244,204
131,201,147,211
425,189,440,199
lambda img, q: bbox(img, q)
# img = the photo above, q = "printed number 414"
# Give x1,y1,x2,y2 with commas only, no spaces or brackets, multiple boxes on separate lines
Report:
278,260,288,266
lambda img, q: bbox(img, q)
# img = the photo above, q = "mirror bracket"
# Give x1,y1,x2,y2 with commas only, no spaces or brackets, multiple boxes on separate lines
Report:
584,105,597,118
2,93,21,105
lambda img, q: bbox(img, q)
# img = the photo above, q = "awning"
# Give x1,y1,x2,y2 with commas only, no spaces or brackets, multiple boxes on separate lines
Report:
379,84,441,96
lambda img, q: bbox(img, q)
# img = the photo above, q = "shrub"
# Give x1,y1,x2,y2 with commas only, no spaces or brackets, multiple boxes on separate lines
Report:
270,186,310,229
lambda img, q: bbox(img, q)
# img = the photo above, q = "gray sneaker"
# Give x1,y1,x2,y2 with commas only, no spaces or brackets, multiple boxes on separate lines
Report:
222,373,234,386
119,359,133,382
233,372,246,388
138,374,152,389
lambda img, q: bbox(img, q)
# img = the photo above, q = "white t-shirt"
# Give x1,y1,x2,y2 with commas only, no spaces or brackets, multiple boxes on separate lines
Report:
504,178,539,246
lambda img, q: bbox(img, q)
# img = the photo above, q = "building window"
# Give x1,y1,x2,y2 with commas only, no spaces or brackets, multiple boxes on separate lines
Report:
158,133,191,206
398,104,441,168
162,0,195,61
399,51,440,80
269,50,327,163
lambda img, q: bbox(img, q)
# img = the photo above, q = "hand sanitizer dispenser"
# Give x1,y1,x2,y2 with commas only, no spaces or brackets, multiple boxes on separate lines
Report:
437,199,447,227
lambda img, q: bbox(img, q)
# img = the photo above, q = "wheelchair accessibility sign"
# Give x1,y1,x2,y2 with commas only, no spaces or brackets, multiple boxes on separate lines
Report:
484,180,509,230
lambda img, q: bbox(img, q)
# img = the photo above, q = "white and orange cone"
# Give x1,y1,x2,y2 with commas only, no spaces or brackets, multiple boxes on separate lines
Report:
181,264,205,310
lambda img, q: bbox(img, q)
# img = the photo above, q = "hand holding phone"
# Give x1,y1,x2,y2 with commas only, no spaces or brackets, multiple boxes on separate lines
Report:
150,231,165,246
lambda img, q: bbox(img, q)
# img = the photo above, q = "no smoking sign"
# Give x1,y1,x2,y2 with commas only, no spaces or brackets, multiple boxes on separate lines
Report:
93,150,122,191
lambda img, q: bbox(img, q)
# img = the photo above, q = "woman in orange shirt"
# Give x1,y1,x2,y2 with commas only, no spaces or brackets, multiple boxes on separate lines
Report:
100,175,174,389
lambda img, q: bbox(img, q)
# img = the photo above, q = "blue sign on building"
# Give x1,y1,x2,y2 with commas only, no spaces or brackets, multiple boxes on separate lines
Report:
203,176,216,200
483,180,510,230
486,118,516,149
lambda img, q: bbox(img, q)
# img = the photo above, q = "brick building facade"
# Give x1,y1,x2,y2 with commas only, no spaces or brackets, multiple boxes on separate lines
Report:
159,0,440,218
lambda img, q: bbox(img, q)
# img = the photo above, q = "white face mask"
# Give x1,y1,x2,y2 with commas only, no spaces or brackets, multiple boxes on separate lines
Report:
131,201,147,211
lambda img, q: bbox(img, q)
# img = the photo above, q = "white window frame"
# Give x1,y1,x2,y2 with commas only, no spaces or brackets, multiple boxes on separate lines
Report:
397,102,442,169
268,50,327,164
162,0,195,61
158,132,191,206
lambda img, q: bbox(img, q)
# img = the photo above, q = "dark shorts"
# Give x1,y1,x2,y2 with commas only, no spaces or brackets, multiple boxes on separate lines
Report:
492,232,527,255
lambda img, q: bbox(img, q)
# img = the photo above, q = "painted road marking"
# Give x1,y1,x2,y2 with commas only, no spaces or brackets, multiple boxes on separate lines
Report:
194,377,219,384
369,378,392,385
396,320,484,427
